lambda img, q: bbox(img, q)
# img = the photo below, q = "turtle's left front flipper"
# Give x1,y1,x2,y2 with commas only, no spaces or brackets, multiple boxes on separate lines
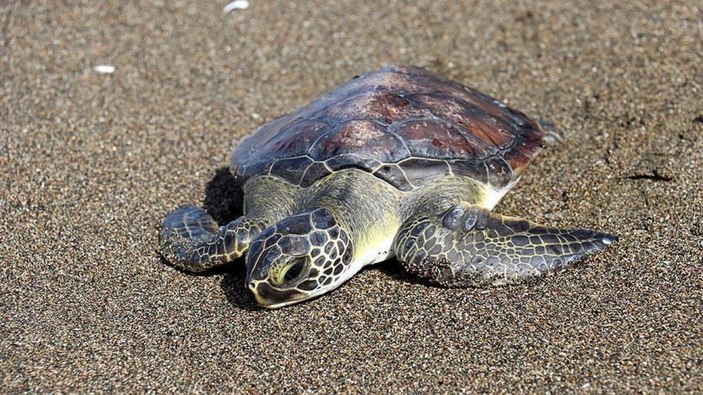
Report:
160,205,264,272
394,203,617,287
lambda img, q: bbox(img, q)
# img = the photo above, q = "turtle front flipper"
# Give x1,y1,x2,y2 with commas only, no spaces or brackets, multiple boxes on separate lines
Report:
394,203,617,287
160,205,264,272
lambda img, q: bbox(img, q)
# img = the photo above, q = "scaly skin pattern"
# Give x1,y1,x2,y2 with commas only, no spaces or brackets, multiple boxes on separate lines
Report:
394,202,617,287
245,207,353,308
160,175,300,273
160,206,266,272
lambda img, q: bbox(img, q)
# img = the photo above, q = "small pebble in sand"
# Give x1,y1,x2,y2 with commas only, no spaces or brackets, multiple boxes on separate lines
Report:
223,0,249,13
93,65,115,74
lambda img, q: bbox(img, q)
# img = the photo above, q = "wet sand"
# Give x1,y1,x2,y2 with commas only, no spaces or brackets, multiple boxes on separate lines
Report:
2,1,701,392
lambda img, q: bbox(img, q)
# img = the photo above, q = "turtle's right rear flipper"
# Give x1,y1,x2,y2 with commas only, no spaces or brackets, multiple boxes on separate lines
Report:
160,205,256,272
394,203,618,287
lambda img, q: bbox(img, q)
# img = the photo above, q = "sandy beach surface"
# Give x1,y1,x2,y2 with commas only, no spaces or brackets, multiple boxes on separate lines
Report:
2,1,701,392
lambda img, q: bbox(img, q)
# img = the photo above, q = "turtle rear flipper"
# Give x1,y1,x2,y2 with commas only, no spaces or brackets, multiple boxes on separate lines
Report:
160,205,262,272
394,203,617,286
538,118,563,144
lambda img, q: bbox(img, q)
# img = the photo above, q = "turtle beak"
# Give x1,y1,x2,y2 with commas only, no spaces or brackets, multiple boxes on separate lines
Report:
247,280,309,309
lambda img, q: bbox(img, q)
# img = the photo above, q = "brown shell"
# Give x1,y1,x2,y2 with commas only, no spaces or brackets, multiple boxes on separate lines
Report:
231,65,544,191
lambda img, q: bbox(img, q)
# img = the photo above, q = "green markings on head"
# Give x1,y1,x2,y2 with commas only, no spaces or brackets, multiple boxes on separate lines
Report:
246,207,353,308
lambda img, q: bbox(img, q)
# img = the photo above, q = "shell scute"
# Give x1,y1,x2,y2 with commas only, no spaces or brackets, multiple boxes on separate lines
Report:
485,157,513,187
320,90,428,125
448,160,489,185
308,120,409,163
255,117,329,159
269,156,313,186
300,162,332,188
374,164,413,192
325,153,381,173
409,92,516,149
392,118,490,159
398,158,452,188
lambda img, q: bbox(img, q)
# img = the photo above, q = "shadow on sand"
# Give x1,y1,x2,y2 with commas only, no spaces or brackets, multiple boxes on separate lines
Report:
202,166,244,224
198,166,259,310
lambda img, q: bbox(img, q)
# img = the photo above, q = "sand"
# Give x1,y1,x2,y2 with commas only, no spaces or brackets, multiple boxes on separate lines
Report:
1,1,702,392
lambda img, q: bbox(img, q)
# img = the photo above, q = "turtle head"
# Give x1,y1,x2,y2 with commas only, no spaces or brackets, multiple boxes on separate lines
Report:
245,207,354,308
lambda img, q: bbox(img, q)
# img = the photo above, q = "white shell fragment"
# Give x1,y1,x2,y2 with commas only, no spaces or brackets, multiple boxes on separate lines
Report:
223,0,249,13
93,65,115,74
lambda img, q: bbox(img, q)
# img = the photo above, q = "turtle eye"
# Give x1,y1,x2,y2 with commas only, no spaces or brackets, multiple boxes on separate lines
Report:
283,258,306,284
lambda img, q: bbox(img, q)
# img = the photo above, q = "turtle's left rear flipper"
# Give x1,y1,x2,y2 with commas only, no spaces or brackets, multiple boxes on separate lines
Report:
394,203,617,287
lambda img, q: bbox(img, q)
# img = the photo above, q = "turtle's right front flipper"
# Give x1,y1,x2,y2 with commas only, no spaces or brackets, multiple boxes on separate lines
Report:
160,205,264,272
394,203,617,287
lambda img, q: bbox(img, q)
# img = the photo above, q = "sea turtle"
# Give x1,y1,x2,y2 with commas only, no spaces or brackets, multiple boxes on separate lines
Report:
161,64,617,308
